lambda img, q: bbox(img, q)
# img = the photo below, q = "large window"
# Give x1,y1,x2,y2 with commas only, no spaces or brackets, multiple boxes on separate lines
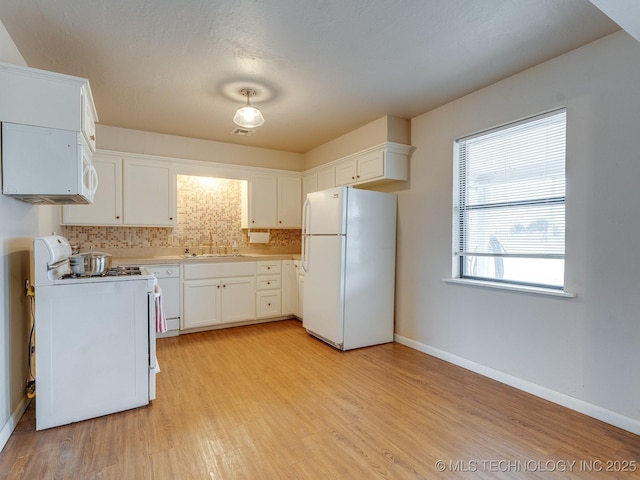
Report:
454,109,566,289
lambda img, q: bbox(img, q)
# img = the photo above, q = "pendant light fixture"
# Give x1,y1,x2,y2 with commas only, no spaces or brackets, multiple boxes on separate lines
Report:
233,88,265,128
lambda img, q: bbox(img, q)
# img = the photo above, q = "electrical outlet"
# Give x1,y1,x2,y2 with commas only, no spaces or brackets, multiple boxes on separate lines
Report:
25,279,29,296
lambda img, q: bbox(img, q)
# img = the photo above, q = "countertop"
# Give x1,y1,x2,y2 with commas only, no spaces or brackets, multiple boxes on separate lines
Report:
112,253,301,267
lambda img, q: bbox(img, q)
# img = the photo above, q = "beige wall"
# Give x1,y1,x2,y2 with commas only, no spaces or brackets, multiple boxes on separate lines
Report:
304,115,410,170
0,20,36,452
391,31,640,433
97,125,305,172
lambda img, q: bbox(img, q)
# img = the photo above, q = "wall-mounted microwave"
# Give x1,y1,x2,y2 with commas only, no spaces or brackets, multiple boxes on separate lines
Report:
1,122,97,204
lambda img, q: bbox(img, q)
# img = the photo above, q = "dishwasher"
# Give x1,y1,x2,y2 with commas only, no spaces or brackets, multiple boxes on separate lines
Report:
144,264,180,338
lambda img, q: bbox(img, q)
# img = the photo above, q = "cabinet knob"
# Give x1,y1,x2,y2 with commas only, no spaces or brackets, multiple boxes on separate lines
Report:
267,281,271,285
223,284,226,288
90,135,95,141
169,217,173,220
217,285,220,289
268,303,271,306
252,220,255,224
116,215,120,219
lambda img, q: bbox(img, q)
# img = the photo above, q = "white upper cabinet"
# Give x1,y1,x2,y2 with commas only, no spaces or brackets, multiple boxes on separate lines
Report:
302,173,318,201
317,167,335,191
247,174,301,229
305,143,412,193
277,176,301,228
336,150,386,185
0,62,98,151
335,159,358,186
335,146,409,186
62,155,176,226
248,174,278,228
62,154,122,225
123,158,176,226
81,86,98,152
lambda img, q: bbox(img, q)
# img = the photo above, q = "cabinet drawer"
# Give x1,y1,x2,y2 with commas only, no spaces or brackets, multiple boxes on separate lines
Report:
256,275,281,291
256,261,281,275
256,291,282,318
183,262,256,280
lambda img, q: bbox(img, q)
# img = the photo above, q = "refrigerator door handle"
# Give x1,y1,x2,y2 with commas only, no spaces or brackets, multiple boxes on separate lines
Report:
302,196,311,236
301,196,311,272
302,235,310,272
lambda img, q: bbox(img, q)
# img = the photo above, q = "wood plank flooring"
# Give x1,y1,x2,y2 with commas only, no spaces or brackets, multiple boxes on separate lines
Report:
1,319,639,479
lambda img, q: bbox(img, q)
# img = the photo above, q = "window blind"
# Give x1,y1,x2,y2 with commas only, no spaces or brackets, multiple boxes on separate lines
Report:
456,109,566,288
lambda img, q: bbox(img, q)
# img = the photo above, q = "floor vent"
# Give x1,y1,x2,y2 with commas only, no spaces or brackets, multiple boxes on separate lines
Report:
231,127,256,136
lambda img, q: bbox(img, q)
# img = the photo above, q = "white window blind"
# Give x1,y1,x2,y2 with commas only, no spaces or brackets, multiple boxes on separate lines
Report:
456,109,566,288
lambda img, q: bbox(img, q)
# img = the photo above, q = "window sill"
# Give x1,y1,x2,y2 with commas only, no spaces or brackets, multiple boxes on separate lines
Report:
443,278,577,298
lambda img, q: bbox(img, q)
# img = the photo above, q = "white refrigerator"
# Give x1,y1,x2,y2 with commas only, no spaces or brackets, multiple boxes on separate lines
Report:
302,186,397,350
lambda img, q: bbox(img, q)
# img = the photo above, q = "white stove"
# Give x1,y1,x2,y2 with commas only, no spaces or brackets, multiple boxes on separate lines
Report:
33,235,158,430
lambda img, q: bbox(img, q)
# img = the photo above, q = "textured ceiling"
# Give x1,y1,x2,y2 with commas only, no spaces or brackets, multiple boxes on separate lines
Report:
0,0,619,153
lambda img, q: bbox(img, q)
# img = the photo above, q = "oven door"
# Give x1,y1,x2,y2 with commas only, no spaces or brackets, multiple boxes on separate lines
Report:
35,279,151,430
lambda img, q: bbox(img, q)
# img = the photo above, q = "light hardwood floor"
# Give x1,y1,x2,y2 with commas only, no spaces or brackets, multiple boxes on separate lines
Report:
1,319,639,479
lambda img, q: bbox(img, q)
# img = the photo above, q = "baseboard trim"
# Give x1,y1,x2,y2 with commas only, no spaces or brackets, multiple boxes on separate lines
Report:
0,395,30,453
394,334,640,436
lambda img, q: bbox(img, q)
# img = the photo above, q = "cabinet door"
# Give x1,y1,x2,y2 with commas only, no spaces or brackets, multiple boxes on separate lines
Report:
297,275,305,319
61,155,122,225
334,159,357,186
317,167,335,191
356,150,384,182
277,176,302,228
123,158,176,226
220,276,256,324
281,260,298,317
249,174,277,228
302,172,317,199
81,84,97,152
182,280,221,329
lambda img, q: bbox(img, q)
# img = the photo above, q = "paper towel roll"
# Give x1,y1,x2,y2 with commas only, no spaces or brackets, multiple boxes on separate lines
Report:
249,232,270,244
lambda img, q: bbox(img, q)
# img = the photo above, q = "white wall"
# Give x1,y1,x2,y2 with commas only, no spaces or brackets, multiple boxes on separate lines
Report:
0,19,41,452
394,31,640,433
97,125,305,172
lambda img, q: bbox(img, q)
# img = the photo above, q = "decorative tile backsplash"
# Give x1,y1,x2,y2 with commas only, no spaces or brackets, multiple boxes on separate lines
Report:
62,175,301,253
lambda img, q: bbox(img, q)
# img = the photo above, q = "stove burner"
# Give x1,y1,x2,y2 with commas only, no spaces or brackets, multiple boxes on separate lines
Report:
59,265,142,279
104,266,142,277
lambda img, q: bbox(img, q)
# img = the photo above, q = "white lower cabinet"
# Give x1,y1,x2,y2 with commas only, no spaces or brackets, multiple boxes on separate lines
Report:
256,261,281,319
181,259,300,331
182,279,222,329
182,262,256,330
220,277,256,324
294,260,304,319
281,260,298,316
256,290,281,318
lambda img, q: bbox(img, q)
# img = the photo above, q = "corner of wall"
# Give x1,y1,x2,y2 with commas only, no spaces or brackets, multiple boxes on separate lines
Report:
0,20,27,66
303,115,411,170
